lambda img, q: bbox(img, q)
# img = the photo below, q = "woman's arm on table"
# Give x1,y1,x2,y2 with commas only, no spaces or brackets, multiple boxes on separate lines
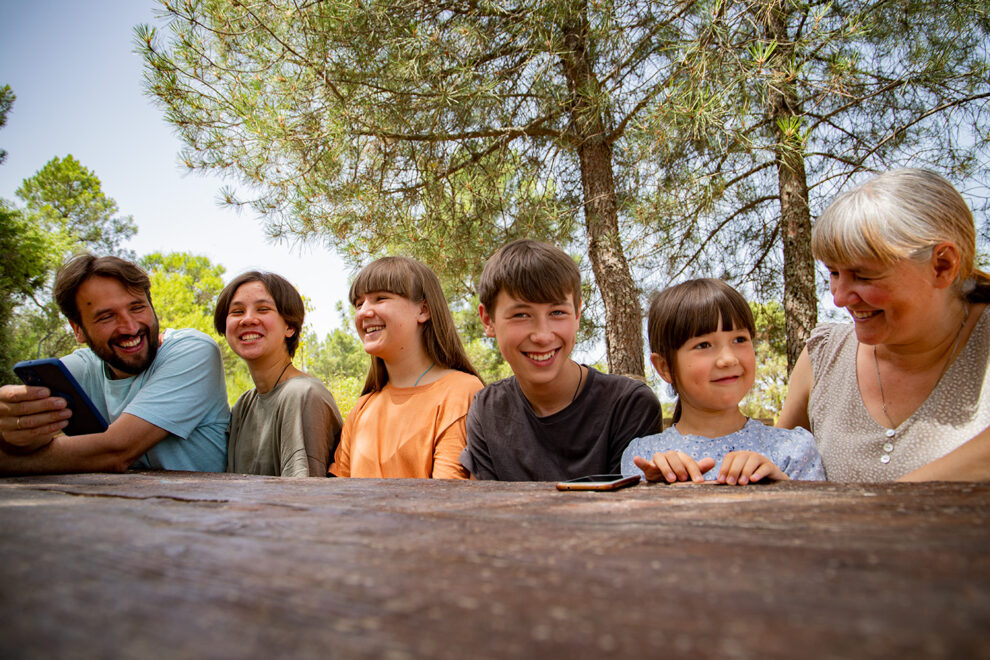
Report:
898,426,990,482
776,347,813,431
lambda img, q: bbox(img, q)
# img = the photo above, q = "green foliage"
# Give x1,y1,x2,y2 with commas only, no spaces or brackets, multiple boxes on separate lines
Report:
4,155,143,374
7,300,79,376
464,336,514,386
451,298,512,385
138,0,710,375
633,0,990,300
298,326,368,417
139,0,988,378
741,301,788,420
0,202,54,383
300,327,368,382
0,84,13,165
140,251,226,333
136,0,590,293
16,155,137,258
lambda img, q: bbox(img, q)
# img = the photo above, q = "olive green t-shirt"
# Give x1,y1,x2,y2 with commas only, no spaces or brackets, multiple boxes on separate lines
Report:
227,374,343,477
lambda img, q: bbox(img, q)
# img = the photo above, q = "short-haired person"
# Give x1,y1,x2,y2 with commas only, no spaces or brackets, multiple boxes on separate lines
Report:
0,254,229,474
461,239,662,480
214,271,343,477
778,169,990,481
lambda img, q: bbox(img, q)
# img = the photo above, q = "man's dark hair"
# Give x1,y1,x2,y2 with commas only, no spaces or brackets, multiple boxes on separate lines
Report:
54,254,153,326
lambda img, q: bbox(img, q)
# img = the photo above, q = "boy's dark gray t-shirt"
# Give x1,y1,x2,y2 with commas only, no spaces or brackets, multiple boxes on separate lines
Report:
461,366,662,481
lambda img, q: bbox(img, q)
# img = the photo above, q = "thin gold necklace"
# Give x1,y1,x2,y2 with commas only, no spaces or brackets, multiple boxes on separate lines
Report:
873,305,968,465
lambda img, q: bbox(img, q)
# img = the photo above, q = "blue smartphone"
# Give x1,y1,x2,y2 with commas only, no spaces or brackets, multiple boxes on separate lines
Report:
13,358,109,436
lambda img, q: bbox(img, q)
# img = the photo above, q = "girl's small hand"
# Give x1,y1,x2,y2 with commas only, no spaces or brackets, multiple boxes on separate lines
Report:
717,451,789,485
633,451,716,484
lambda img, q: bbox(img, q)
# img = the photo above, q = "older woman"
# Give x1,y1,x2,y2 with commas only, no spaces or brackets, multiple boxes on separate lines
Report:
778,169,990,482
214,271,343,477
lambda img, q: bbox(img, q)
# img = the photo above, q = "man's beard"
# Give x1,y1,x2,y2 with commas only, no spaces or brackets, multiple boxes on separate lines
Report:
83,315,161,377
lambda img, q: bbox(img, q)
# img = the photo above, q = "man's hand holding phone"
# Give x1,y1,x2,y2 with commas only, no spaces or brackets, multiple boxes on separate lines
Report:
0,385,72,453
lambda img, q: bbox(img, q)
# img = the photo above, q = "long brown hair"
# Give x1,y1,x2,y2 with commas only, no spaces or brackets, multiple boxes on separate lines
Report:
350,256,480,394
648,278,755,423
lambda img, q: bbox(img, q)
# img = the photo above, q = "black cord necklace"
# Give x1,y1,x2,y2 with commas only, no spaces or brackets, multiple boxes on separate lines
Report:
273,361,292,389
571,363,584,402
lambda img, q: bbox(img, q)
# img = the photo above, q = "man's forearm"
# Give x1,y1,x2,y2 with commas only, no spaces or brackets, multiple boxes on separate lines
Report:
0,414,169,476
0,435,127,475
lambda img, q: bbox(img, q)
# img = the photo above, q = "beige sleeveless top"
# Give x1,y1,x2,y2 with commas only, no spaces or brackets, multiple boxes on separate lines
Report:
808,306,990,481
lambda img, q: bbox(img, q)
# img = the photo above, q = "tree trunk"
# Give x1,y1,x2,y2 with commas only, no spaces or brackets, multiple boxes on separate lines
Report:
560,10,645,377
764,7,817,373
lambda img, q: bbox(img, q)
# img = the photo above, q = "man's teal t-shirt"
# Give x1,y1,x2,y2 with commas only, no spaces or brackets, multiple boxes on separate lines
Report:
61,328,229,472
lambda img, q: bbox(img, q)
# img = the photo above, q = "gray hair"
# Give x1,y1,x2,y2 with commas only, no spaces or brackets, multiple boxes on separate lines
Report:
812,168,989,298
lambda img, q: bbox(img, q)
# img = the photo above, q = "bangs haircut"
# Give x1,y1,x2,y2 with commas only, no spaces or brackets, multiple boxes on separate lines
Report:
478,239,581,313
350,256,480,394
647,278,754,424
350,256,424,306
647,278,755,357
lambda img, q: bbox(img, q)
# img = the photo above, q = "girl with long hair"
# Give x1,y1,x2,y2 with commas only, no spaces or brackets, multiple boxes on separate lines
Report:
329,257,483,478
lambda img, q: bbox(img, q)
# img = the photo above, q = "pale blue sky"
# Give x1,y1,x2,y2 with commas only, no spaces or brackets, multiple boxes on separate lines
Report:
0,0,351,337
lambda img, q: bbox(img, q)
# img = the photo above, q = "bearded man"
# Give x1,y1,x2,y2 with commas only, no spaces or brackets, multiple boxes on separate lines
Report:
0,254,229,474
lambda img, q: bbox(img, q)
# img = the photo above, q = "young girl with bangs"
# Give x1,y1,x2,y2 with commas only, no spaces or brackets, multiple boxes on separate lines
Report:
622,278,824,485
329,256,484,479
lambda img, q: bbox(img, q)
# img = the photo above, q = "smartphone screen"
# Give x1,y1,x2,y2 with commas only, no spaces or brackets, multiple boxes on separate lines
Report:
556,474,641,491
14,359,109,436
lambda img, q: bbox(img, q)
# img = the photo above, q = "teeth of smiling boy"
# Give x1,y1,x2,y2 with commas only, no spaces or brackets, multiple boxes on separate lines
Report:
240,333,262,341
527,351,555,362
364,325,385,333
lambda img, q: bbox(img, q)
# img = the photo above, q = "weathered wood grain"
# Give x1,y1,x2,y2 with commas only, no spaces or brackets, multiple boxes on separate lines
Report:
0,474,987,659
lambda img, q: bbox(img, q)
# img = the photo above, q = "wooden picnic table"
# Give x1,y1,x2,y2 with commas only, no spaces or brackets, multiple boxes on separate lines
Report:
0,473,987,659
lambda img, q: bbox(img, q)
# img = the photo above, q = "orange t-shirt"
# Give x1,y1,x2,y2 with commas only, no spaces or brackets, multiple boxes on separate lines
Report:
329,370,483,479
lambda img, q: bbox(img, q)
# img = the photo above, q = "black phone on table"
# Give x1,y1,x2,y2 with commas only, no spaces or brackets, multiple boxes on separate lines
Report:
13,358,109,436
556,474,641,491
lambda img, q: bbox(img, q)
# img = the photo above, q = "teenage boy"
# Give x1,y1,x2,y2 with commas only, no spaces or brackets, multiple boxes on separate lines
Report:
460,239,661,480
0,254,229,474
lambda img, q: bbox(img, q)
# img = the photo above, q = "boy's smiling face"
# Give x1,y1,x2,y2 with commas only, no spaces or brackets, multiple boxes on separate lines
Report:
480,290,581,391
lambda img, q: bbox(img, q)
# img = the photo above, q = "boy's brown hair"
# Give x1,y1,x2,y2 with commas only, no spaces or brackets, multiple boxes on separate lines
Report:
478,239,581,313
